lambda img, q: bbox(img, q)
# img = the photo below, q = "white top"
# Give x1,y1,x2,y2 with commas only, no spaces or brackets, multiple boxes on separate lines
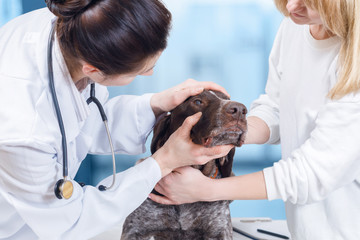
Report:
249,18,360,240
0,8,161,239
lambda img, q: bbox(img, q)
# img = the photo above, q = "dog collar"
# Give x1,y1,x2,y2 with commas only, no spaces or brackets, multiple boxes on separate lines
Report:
210,167,219,179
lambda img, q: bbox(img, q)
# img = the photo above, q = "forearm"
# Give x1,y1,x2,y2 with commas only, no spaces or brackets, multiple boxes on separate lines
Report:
244,116,270,145
206,171,268,201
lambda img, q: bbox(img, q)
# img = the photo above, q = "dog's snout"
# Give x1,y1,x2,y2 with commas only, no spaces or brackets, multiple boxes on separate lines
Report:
225,102,247,118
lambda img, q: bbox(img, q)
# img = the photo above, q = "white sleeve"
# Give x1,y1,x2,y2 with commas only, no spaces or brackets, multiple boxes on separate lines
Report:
263,95,360,204
85,85,155,155
247,20,286,145
0,140,161,239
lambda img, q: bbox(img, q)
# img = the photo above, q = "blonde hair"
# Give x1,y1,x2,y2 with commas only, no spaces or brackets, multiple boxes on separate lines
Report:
274,0,360,99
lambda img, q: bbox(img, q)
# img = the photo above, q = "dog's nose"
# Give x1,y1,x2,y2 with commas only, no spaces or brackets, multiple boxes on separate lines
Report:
225,102,247,119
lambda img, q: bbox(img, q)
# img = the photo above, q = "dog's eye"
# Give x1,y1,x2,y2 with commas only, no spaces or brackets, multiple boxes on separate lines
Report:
194,100,202,105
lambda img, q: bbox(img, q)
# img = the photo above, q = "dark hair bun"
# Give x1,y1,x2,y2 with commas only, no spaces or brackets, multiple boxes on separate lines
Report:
46,0,95,19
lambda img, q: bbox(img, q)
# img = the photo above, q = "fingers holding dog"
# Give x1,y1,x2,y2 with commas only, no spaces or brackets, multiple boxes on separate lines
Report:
150,166,212,205
151,112,233,177
151,112,202,176
178,112,234,164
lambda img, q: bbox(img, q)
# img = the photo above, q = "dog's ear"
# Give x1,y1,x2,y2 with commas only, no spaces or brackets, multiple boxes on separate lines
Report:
218,148,235,178
150,113,171,154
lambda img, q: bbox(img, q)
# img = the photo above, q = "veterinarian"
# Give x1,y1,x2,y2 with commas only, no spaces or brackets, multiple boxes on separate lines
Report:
0,0,234,239
151,0,360,239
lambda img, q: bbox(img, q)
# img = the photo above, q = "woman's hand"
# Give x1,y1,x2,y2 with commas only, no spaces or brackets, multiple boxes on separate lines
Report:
150,79,229,116
149,166,213,205
151,112,234,177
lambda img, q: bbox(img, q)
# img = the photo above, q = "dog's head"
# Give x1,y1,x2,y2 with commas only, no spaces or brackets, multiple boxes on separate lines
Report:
151,90,247,178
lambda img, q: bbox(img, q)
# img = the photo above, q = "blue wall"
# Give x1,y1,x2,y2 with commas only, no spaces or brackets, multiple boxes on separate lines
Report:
0,0,22,25
21,0,45,13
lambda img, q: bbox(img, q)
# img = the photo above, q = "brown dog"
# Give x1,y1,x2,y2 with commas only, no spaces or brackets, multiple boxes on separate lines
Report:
121,90,247,240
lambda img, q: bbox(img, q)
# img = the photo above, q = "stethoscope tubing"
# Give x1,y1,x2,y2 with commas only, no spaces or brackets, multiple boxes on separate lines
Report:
87,83,117,191
102,120,117,190
47,21,69,179
48,21,116,198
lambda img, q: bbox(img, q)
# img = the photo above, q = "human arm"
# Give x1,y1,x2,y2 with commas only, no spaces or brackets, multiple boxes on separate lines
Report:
150,167,267,204
0,141,161,239
244,116,270,145
151,97,360,205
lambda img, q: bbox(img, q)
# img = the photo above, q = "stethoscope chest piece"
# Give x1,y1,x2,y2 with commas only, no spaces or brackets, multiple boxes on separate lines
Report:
54,179,74,200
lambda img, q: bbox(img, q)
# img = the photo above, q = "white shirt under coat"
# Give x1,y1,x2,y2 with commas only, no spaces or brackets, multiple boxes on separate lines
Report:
249,18,360,239
0,8,161,239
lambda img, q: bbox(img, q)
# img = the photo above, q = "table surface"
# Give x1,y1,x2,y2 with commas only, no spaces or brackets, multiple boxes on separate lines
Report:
232,217,291,240
91,217,291,240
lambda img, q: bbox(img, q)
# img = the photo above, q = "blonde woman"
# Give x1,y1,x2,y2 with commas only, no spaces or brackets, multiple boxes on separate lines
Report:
151,0,360,239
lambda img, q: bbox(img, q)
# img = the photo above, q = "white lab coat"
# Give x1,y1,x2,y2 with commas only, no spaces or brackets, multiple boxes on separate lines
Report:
0,8,161,239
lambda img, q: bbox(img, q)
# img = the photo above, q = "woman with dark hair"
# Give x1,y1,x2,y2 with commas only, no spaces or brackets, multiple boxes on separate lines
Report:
0,0,232,238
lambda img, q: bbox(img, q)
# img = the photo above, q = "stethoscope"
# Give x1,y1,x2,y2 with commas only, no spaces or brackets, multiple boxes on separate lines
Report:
47,22,117,200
